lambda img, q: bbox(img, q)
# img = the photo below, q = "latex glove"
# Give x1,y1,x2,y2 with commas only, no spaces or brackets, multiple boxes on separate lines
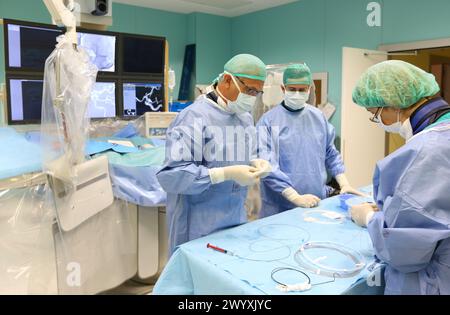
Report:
350,203,379,227
209,165,260,186
250,159,272,178
336,174,369,197
282,187,321,208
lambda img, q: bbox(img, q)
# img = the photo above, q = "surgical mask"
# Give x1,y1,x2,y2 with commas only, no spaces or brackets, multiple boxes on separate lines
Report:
217,74,257,114
399,118,413,140
378,108,402,134
284,91,309,110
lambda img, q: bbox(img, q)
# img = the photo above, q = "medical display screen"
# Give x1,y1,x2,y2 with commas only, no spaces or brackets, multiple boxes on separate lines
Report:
87,82,117,118
8,79,44,122
123,83,164,117
8,79,117,122
7,24,62,71
78,32,116,72
122,36,164,74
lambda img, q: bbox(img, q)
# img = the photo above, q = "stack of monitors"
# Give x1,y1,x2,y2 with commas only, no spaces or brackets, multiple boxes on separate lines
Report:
4,19,166,124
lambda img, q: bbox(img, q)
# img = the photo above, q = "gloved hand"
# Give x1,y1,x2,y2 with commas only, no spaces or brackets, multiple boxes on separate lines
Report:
350,203,379,227
282,187,321,208
336,174,369,197
250,159,272,178
209,165,260,186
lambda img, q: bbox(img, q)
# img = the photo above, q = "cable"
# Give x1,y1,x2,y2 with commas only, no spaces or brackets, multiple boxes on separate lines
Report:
238,239,292,262
271,267,339,292
294,241,366,278
271,267,311,287
257,224,311,242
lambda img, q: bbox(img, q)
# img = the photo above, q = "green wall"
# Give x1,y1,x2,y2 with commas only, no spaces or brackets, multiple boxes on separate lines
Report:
3,0,450,131
194,13,232,84
231,0,450,137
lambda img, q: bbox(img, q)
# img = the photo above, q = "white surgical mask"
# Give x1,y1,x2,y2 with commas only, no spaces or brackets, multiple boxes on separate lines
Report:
216,73,257,114
399,118,413,140
378,108,402,134
284,91,309,110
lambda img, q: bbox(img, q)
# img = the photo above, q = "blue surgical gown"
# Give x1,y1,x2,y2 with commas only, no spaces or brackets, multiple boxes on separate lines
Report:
257,104,345,218
156,95,256,254
369,119,450,295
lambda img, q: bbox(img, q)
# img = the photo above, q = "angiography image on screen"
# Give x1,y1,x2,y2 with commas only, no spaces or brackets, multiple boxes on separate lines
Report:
8,80,116,123
123,83,164,117
78,33,116,72
88,82,116,118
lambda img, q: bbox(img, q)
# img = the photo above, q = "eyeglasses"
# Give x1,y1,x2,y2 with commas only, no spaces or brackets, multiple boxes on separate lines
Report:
369,107,382,123
235,76,264,97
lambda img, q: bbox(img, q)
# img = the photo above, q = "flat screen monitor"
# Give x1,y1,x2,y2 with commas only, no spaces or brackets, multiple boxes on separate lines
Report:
8,79,44,122
78,32,116,72
123,36,164,74
88,82,117,118
7,23,62,71
8,79,116,123
123,82,164,117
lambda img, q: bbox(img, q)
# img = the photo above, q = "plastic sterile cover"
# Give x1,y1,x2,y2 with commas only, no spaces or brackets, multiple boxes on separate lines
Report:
40,34,98,183
0,176,137,295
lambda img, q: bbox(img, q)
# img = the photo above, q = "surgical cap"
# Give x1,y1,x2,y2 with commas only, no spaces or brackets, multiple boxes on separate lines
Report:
283,64,312,86
223,54,267,81
352,60,440,109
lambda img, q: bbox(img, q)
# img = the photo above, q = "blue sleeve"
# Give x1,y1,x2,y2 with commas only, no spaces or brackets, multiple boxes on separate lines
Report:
257,116,293,194
156,113,212,195
324,118,345,177
368,209,450,273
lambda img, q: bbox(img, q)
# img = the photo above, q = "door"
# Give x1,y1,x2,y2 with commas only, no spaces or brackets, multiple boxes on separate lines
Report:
341,47,387,188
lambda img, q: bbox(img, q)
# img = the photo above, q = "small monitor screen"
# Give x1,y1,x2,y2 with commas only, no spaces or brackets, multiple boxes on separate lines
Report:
7,24,62,70
123,83,164,117
78,32,116,72
123,37,164,74
8,79,116,122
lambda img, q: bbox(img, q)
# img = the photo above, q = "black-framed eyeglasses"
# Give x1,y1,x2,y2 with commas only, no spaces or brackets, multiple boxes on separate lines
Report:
235,76,264,97
369,107,382,123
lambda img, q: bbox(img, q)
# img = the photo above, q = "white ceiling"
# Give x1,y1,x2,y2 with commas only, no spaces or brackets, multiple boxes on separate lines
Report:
114,0,299,17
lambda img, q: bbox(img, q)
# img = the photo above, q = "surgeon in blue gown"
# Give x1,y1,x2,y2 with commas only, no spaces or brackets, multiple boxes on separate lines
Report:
157,54,272,255
351,60,450,295
257,64,362,218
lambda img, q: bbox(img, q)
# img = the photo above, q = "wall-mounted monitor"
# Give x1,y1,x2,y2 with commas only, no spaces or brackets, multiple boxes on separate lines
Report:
78,32,116,73
123,82,164,117
88,82,117,118
122,36,165,75
6,22,117,73
6,23,62,71
8,78,44,123
7,78,117,124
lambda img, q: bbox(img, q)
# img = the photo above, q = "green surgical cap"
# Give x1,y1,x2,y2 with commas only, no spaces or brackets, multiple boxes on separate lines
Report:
352,60,440,109
283,64,312,86
223,54,267,81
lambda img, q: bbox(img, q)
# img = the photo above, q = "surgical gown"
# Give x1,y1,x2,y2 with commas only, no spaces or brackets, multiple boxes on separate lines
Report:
156,95,256,254
369,118,450,295
257,104,345,218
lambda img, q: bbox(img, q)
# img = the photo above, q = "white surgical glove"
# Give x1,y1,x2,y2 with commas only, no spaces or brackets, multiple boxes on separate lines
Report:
250,159,272,178
209,165,260,186
350,203,378,227
336,174,369,197
282,187,321,208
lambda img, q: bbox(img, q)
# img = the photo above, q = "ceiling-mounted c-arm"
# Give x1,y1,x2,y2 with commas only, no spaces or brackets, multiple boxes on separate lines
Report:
43,0,78,45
